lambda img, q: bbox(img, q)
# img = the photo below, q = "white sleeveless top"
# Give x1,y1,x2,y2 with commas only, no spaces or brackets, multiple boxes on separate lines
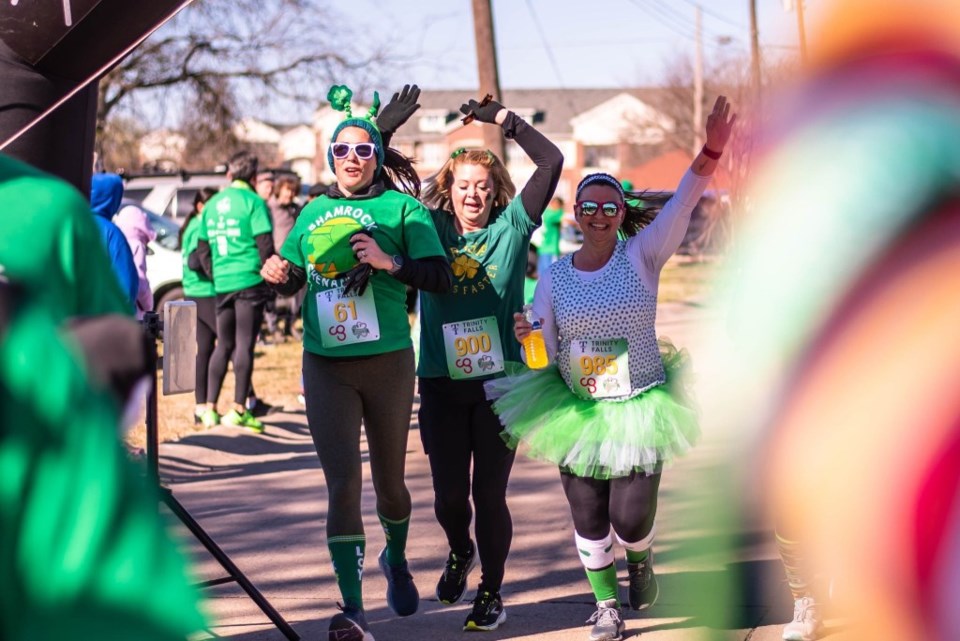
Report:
552,241,665,401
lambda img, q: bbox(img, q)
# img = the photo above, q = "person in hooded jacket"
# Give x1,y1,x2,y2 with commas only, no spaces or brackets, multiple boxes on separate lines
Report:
89,173,138,312
114,204,156,320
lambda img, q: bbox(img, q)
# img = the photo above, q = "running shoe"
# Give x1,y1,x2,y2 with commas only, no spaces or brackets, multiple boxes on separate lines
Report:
627,550,659,610
199,409,220,428
587,599,624,641
463,589,506,631
437,541,476,604
782,596,822,641
378,549,419,616
247,397,276,417
220,409,265,434
328,603,374,641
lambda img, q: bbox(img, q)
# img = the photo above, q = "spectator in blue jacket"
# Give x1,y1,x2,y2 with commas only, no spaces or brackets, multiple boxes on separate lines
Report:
90,173,138,312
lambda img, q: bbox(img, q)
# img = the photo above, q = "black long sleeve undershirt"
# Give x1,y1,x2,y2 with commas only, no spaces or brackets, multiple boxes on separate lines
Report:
271,255,452,297
501,111,564,224
194,234,273,281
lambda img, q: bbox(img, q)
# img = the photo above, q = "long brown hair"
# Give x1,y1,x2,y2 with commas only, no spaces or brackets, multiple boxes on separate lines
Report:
421,148,515,212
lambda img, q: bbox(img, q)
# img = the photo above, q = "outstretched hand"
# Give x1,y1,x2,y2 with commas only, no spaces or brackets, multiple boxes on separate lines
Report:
459,96,507,125
377,84,421,135
705,95,737,152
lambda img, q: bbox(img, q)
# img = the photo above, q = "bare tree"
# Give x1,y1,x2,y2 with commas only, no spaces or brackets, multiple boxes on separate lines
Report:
97,0,400,170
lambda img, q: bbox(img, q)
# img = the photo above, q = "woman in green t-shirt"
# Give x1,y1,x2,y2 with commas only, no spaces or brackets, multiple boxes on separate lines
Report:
260,86,451,641
411,96,564,631
180,188,219,426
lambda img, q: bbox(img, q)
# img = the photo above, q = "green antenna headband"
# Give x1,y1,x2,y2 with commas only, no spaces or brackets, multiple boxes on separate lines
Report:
327,84,385,174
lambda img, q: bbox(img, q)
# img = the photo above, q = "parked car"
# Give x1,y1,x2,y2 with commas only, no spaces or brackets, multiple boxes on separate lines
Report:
122,171,228,222
139,207,185,310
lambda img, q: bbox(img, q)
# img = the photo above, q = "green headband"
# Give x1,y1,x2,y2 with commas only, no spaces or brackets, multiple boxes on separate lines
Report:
327,85,385,175
450,147,495,161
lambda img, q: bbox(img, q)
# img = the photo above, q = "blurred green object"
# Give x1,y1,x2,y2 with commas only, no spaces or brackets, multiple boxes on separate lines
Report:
0,302,205,640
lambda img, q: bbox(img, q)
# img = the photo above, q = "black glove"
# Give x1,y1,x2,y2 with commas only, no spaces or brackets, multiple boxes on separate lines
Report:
459,96,504,125
342,230,376,296
377,84,421,143
341,263,373,297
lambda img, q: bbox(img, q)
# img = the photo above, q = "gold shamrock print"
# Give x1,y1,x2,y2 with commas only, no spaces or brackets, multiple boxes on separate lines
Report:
452,254,481,280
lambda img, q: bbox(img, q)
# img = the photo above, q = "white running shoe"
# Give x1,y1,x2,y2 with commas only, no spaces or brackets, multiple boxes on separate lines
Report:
782,596,823,641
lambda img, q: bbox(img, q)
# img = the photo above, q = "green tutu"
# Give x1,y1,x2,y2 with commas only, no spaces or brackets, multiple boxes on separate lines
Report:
484,342,698,479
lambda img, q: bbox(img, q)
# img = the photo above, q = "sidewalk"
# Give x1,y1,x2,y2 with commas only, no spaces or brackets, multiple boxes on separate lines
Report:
158,304,836,641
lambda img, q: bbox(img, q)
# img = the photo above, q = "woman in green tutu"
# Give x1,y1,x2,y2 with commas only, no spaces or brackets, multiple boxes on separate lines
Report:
488,96,736,641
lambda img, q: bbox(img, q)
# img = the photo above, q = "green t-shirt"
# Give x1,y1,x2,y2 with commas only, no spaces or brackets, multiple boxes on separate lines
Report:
540,206,564,256
0,154,131,321
281,189,446,357
199,180,272,294
524,276,537,305
418,195,535,379
180,215,216,298
0,304,205,640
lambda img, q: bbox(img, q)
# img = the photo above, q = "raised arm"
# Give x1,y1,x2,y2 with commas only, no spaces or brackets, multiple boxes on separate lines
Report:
633,96,737,271
459,97,564,224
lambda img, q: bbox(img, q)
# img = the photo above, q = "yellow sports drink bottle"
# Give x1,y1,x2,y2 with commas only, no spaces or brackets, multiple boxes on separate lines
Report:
522,304,549,369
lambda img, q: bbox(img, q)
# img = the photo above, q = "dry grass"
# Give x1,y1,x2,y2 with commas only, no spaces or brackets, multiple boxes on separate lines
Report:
658,256,720,304
125,338,304,449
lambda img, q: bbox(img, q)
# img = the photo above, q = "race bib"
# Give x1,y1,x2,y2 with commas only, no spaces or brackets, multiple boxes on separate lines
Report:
317,286,380,348
442,316,505,379
569,338,630,399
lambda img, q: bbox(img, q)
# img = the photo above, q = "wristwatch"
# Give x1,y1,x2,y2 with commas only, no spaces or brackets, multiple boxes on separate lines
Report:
389,254,404,275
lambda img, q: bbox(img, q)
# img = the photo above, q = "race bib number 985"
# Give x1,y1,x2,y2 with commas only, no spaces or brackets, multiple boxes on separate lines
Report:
442,316,505,379
317,286,380,348
569,338,630,399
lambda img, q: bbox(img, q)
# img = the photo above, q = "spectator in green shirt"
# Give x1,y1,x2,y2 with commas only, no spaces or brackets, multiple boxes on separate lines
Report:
194,151,274,432
539,195,565,275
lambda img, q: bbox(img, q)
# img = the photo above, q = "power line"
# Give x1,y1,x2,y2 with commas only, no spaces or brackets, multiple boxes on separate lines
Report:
673,0,747,29
523,0,566,87
625,0,695,42
647,0,729,41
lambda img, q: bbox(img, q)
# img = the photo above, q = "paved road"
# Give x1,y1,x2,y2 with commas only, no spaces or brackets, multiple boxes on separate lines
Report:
159,303,839,641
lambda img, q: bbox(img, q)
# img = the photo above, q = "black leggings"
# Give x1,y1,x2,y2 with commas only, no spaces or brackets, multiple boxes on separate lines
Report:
418,376,516,592
560,468,662,542
303,348,415,537
188,295,217,405
206,296,264,406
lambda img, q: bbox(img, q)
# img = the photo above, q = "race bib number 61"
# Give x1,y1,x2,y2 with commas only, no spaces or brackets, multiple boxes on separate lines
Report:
442,316,505,379
317,286,380,348
569,338,630,399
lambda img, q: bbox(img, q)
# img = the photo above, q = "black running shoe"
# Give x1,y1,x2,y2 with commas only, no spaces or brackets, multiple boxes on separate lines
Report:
463,589,506,631
328,603,374,641
248,397,276,418
378,549,419,616
436,541,476,605
627,550,658,610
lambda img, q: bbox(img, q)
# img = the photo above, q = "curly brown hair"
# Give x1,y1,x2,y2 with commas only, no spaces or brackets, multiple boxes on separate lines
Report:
421,148,516,213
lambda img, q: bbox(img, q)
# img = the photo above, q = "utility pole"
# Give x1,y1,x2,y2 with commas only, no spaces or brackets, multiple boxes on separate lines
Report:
692,4,704,155
795,0,808,62
470,0,506,160
748,0,762,109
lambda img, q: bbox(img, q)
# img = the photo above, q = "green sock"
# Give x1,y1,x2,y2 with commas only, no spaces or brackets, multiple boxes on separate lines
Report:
585,564,619,604
329,534,365,609
378,512,410,566
626,548,649,564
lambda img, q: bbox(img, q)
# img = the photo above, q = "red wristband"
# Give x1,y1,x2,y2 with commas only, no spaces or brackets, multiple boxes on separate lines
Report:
702,145,722,160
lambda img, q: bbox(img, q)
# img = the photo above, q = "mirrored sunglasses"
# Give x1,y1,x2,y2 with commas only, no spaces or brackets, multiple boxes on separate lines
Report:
577,201,622,217
331,142,376,160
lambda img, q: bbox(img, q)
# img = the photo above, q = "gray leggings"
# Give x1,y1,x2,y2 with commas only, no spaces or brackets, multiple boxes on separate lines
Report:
303,348,415,537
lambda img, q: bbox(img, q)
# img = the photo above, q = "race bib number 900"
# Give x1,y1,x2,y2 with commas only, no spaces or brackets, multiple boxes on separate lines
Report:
317,286,380,348
569,338,630,399
442,316,505,379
